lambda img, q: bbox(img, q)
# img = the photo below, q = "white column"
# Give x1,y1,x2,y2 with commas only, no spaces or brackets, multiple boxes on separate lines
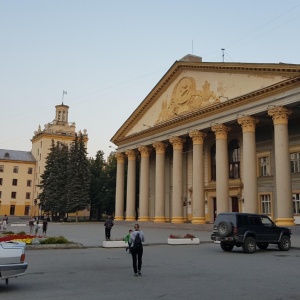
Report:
153,142,167,223
125,150,136,221
268,106,295,226
189,130,206,224
238,116,259,213
138,146,150,222
114,153,125,221
212,124,230,214
169,137,185,224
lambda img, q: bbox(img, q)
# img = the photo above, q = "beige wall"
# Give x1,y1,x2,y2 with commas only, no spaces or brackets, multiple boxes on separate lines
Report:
0,160,35,216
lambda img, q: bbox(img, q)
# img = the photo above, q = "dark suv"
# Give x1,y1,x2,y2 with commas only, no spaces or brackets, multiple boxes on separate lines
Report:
211,212,291,254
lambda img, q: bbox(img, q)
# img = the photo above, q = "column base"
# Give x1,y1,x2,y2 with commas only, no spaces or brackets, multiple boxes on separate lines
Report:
171,217,184,224
125,216,136,222
192,217,206,224
275,217,295,226
154,217,166,223
114,216,124,221
138,216,150,222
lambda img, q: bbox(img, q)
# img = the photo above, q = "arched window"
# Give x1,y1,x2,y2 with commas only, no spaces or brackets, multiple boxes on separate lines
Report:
229,139,240,179
210,144,216,181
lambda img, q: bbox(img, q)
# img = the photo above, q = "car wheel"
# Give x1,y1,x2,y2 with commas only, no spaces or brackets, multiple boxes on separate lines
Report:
217,220,232,237
278,235,290,251
257,242,269,250
242,237,256,254
220,242,234,252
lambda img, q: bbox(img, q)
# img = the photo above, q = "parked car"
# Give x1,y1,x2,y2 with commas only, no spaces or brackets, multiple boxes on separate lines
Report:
0,241,28,284
211,212,291,254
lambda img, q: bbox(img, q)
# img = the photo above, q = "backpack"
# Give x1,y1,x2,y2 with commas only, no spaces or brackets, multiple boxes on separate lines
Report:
133,233,142,250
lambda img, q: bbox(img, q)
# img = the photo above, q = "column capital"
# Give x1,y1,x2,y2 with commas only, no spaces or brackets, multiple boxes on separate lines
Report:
115,152,125,163
125,149,136,160
237,116,259,133
153,141,167,154
138,146,151,158
189,130,207,145
169,136,185,150
211,124,230,139
268,106,292,125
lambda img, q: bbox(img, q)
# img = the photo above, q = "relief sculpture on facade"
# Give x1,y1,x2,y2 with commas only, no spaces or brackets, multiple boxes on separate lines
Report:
156,77,220,123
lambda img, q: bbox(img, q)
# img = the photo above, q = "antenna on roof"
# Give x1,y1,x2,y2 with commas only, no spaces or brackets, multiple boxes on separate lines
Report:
62,90,67,105
221,48,225,63
192,40,194,54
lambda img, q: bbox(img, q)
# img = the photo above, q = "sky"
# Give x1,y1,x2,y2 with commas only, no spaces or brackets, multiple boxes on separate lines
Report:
1,1,300,159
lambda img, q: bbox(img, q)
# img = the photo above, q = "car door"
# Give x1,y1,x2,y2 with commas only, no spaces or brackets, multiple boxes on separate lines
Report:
260,216,280,242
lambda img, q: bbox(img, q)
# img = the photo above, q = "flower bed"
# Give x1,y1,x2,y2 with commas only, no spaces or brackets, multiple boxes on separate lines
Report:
0,233,69,245
168,233,200,245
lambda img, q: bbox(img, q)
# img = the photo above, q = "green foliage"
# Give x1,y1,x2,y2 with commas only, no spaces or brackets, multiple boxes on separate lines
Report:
39,140,69,216
67,133,91,214
17,231,27,235
40,236,70,244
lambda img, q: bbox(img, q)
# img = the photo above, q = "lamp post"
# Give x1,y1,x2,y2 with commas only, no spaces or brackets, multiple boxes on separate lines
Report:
34,199,37,219
0,200,2,215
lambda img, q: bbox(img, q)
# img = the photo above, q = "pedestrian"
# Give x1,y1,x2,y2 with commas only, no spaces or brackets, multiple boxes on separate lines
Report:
129,223,145,277
35,221,39,235
2,214,8,232
29,217,35,234
104,216,114,241
124,229,133,253
42,219,48,236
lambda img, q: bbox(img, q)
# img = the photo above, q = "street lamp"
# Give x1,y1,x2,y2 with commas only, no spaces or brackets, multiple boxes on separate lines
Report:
0,200,2,215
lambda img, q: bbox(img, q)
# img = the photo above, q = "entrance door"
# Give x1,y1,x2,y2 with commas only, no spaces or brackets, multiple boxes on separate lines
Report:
232,197,239,212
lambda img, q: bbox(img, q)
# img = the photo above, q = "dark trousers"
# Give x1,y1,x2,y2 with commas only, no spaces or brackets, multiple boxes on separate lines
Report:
105,227,111,239
131,247,143,273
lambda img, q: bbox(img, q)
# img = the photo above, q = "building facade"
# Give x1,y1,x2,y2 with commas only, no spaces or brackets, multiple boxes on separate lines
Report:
111,55,300,226
0,103,88,218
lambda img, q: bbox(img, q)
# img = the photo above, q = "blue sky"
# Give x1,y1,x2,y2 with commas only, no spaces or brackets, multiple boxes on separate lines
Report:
1,1,300,158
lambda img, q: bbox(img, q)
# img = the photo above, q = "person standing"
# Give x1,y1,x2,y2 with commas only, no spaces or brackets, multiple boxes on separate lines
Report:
2,214,8,232
129,223,145,277
42,218,48,236
104,216,114,241
29,217,35,234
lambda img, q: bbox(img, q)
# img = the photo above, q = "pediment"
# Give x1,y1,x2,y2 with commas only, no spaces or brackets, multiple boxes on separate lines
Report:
111,59,300,146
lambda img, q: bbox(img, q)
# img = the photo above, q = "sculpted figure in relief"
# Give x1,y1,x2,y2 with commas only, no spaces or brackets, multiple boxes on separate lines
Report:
156,77,220,123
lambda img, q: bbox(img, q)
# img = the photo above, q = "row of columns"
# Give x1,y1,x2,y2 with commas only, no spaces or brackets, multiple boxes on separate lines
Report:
114,106,295,226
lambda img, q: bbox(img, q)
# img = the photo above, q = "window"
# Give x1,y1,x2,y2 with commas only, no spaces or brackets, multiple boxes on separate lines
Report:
13,166,19,173
210,144,216,181
260,194,271,214
0,165,3,172
0,191,2,198
12,179,18,186
27,180,32,187
291,153,300,173
229,139,240,179
293,194,300,214
28,167,33,174
259,157,269,176
10,205,15,215
0,178,2,185
26,192,31,199
24,205,30,216
11,192,17,199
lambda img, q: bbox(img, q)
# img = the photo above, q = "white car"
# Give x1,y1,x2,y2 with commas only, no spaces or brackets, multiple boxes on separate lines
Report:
0,241,28,284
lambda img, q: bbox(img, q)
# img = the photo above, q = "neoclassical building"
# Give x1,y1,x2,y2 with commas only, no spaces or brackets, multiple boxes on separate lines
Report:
111,54,300,226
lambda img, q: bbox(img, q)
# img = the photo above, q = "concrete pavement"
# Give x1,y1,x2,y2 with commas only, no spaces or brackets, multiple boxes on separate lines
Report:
4,217,300,249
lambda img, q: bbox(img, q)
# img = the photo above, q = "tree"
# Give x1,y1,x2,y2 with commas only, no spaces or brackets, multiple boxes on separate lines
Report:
39,140,69,219
89,150,107,220
67,132,91,221
103,152,117,215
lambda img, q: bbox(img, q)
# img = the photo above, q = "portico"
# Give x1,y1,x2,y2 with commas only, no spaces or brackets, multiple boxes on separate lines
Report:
111,55,300,225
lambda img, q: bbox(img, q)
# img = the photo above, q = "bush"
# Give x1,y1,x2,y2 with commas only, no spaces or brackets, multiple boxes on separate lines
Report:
17,231,27,235
40,236,70,244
